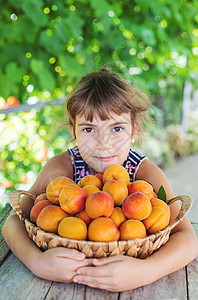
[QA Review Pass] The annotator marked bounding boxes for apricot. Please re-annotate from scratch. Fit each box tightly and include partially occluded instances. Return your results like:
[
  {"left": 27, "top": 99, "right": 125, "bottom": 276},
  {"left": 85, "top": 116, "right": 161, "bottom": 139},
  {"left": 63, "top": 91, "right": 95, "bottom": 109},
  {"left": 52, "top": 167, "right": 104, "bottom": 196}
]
[
  {"left": 109, "top": 207, "right": 127, "bottom": 228},
  {"left": 119, "top": 219, "right": 147, "bottom": 240},
  {"left": 59, "top": 184, "right": 86, "bottom": 214},
  {"left": 76, "top": 209, "right": 93, "bottom": 226},
  {"left": 36, "top": 205, "right": 68, "bottom": 233},
  {"left": 30, "top": 200, "right": 52, "bottom": 223},
  {"left": 34, "top": 193, "right": 49, "bottom": 204},
  {"left": 78, "top": 175, "right": 102, "bottom": 189},
  {"left": 46, "top": 176, "right": 76, "bottom": 204},
  {"left": 143, "top": 206, "right": 170, "bottom": 234},
  {"left": 82, "top": 185, "right": 100, "bottom": 198},
  {"left": 103, "top": 164, "right": 130, "bottom": 186},
  {"left": 85, "top": 191, "right": 114, "bottom": 219},
  {"left": 128, "top": 180, "right": 154, "bottom": 200},
  {"left": 152, "top": 192, "right": 158, "bottom": 199},
  {"left": 95, "top": 173, "right": 103, "bottom": 184},
  {"left": 151, "top": 198, "right": 170, "bottom": 219},
  {"left": 102, "top": 179, "right": 128, "bottom": 206},
  {"left": 88, "top": 217, "right": 120, "bottom": 242},
  {"left": 122, "top": 192, "right": 152, "bottom": 220},
  {"left": 58, "top": 217, "right": 87, "bottom": 240}
]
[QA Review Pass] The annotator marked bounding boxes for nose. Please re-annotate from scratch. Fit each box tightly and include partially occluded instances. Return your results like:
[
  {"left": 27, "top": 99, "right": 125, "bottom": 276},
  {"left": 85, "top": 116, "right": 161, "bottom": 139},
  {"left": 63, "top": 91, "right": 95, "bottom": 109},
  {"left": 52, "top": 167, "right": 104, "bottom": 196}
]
[{"left": 96, "top": 130, "right": 112, "bottom": 150}]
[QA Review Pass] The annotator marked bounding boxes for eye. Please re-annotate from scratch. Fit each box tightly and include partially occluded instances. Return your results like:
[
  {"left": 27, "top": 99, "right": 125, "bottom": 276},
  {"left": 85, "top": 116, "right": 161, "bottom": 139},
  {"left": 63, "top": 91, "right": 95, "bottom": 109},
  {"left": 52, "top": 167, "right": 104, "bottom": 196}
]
[
  {"left": 83, "top": 127, "right": 94, "bottom": 133},
  {"left": 112, "top": 126, "right": 123, "bottom": 132}
]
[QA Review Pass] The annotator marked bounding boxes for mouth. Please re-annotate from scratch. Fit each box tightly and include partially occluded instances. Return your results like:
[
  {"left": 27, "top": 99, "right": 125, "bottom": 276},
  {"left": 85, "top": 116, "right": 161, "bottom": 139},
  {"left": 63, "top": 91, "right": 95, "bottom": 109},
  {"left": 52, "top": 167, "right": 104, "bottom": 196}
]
[{"left": 94, "top": 156, "right": 116, "bottom": 162}]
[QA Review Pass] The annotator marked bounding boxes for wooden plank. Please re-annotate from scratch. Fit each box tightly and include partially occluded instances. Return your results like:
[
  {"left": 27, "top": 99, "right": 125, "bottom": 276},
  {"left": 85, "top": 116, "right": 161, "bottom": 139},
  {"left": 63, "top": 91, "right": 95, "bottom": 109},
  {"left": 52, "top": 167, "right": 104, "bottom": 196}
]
[
  {"left": 120, "top": 268, "right": 187, "bottom": 300},
  {"left": 187, "top": 257, "right": 198, "bottom": 300},
  {"left": 187, "top": 223, "right": 198, "bottom": 300},
  {"left": 0, "top": 205, "right": 12, "bottom": 265},
  {"left": 0, "top": 253, "right": 51, "bottom": 300},
  {"left": 0, "top": 204, "right": 12, "bottom": 223},
  {"left": 85, "top": 286, "right": 119, "bottom": 299},
  {"left": 46, "top": 282, "right": 119, "bottom": 299},
  {"left": 45, "top": 282, "right": 86, "bottom": 300},
  {"left": 192, "top": 223, "right": 198, "bottom": 239}
]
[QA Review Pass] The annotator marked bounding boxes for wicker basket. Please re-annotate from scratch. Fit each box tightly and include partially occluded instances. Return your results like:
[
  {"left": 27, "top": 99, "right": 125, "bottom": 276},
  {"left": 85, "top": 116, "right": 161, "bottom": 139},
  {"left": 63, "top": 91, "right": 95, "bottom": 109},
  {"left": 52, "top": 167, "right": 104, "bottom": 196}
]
[{"left": 9, "top": 190, "right": 192, "bottom": 259}]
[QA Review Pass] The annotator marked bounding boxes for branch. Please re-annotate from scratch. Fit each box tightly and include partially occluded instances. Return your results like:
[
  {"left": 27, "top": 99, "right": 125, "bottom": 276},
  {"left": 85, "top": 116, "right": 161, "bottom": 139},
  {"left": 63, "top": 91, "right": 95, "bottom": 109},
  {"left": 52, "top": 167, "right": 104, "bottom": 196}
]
[{"left": 0, "top": 97, "right": 67, "bottom": 115}]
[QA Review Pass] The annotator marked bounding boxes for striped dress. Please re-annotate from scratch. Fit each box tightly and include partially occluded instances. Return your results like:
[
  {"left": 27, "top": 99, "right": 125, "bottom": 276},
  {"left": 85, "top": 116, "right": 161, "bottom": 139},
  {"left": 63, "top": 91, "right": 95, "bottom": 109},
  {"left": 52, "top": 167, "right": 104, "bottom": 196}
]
[{"left": 68, "top": 146, "right": 147, "bottom": 184}]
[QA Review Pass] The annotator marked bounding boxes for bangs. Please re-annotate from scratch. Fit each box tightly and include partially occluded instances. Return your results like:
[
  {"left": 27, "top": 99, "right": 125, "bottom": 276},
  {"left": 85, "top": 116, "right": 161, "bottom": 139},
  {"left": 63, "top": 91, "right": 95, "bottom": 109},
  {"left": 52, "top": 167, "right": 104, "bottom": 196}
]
[
  {"left": 67, "top": 74, "right": 133, "bottom": 124},
  {"left": 74, "top": 92, "right": 132, "bottom": 122}
]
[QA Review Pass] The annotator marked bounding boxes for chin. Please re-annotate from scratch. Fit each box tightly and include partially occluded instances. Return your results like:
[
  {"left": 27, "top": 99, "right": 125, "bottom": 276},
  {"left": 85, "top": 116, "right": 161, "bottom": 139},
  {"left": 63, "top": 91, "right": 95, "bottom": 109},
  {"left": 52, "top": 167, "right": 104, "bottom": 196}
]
[{"left": 94, "top": 160, "right": 117, "bottom": 174}]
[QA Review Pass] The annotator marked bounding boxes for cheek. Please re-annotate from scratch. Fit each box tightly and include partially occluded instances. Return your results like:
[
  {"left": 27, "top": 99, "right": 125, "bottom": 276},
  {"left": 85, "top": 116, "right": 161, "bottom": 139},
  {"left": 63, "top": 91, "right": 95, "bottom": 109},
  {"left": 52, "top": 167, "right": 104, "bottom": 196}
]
[
  {"left": 112, "top": 131, "right": 131, "bottom": 146},
  {"left": 77, "top": 136, "right": 96, "bottom": 158},
  {"left": 76, "top": 130, "right": 90, "bottom": 144},
  {"left": 77, "top": 134, "right": 95, "bottom": 146}
]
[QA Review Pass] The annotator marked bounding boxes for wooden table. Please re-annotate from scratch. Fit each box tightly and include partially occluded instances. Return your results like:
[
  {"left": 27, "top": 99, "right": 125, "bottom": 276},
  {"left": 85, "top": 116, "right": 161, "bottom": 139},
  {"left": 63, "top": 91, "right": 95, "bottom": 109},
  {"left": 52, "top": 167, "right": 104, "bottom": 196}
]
[{"left": 0, "top": 205, "right": 198, "bottom": 300}]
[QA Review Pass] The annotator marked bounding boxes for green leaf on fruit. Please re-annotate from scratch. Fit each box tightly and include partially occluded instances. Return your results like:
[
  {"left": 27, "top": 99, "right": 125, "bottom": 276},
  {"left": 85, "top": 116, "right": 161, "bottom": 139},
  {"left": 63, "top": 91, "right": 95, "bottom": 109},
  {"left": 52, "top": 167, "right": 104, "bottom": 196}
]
[{"left": 157, "top": 185, "right": 167, "bottom": 202}]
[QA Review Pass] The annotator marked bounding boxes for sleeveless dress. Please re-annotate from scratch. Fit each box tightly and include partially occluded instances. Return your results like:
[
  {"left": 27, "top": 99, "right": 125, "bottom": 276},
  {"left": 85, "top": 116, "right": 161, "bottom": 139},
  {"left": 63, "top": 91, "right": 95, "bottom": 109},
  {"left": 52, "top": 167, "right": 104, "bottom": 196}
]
[{"left": 68, "top": 146, "right": 147, "bottom": 184}]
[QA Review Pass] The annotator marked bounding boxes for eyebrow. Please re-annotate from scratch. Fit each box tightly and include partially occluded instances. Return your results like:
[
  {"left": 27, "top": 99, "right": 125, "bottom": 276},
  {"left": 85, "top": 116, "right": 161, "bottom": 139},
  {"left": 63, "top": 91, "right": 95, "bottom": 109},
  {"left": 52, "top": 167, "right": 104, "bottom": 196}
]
[
  {"left": 78, "top": 122, "right": 96, "bottom": 127},
  {"left": 78, "top": 121, "right": 129, "bottom": 127}
]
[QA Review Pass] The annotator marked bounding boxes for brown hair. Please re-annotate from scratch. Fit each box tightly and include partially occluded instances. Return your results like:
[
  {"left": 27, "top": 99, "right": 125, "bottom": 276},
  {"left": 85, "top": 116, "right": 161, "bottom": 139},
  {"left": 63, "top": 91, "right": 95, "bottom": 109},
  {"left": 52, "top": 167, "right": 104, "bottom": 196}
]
[{"left": 65, "top": 68, "right": 151, "bottom": 143}]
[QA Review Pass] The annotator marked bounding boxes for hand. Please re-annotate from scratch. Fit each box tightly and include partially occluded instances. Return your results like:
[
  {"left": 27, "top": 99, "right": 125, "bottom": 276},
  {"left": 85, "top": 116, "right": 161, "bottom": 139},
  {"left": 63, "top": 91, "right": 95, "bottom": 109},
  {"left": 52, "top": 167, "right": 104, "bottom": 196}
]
[
  {"left": 73, "top": 255, "right": 151, "bottom": 292},
  {"left": 31, "top": 247, "right": 92, "bottom": 282}
]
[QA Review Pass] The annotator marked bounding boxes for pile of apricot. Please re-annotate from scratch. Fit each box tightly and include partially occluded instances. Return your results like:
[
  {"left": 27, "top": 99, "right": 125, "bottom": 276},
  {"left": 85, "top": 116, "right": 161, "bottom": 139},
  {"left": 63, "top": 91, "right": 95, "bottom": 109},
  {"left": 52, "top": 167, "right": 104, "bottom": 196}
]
[{"left": 30, "top": 164, "right": 170, "bottom": 242}]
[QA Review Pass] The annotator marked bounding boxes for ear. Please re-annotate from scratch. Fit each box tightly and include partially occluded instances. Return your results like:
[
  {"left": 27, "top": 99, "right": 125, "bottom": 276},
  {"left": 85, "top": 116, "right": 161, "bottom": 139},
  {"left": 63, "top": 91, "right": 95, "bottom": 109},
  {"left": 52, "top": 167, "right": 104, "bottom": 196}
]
[
  {"left": 131, "top": 120, "right": 139, "bottom": 139},
  {"left": 69, "top": 125, "right": 75, "bottom": 139}
]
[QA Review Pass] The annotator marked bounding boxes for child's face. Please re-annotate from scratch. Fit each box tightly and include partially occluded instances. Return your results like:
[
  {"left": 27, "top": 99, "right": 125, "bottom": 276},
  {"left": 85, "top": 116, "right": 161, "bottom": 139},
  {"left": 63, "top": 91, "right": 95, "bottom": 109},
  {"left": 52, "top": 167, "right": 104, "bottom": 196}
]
[{"left": 74, "top": 112, "right": 134, "bottom": 173}]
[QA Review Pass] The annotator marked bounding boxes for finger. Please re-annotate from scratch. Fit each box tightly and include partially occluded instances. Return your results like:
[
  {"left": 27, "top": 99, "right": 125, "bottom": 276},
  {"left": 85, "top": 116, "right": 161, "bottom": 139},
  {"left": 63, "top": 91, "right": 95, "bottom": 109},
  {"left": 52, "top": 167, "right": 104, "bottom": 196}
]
[
  {"left": 55, "top": 248, "right": 86, "bottom": 260},
  {"left": 92, "top": 255, "right": 123, "bottom": 266},
  {"left": 77, "top": 258, "right": 93, "bottom": 268},
  {"left": 76, "top": 264, "right": 114, "bottom": 277},
  {"left": 73, "top": 274, "right": 112, "bottom": 289}
]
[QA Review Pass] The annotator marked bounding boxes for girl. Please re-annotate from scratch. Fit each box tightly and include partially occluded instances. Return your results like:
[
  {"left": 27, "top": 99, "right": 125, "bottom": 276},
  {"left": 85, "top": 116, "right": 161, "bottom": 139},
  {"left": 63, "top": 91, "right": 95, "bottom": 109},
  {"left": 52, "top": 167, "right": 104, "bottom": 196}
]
[{"left": 2, "top": 68, "right": 198, "bottom": 292}]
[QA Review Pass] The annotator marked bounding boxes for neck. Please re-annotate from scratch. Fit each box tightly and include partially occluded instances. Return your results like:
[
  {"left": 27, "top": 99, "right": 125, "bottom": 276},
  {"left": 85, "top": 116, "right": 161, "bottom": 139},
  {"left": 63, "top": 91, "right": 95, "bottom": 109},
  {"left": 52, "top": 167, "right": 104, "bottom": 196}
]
[{"left": 88, "top": 166, "right": 98, "bottom": 175}]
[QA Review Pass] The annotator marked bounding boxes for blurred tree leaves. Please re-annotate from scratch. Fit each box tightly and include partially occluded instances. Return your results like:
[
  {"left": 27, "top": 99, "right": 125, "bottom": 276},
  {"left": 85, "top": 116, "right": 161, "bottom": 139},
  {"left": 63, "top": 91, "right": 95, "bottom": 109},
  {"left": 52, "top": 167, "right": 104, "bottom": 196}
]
[
  {"left": 6, "top": 62, "right": 25, "bottom": 84},
  {"left": 30, "top": 59, "right": 56, "bottom": 91},
  {"left": 21, "top": 0, "right": 47, "bottom": 26},
  {"left": 59, "top": 54, "right": 83, "bottom": 77},
  {"left": 0, "top": 0, "right": 197, "bottom": 117},
  {"left": 0, "top": 104, "right": 71, "bottom": 204}
]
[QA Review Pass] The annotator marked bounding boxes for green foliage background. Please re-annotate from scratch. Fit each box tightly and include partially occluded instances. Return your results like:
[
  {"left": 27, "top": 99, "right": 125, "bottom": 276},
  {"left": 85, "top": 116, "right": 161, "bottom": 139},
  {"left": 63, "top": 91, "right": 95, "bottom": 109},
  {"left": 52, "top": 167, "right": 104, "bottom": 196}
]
[
  {"left": 1, "top": 0, "right": 198, "bottom": 122},
  {"left": 0, "top": 0, "right": 198, "bottom": 208}
]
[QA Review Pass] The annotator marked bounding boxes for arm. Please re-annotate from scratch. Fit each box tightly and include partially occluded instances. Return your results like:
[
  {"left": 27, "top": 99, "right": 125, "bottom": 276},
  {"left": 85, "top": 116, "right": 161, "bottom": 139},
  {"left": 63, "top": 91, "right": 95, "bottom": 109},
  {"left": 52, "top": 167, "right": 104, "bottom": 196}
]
[
  {"left": 73, "top": 159, "right": 198, "bottom": 291},
  {"left": 2, "top": 151, "right": 92, "bottom": 282},
  {"left": 2, "top": 211, "right": 91, "bottom": 282},
  {"left": 20, "top": 151, "right": 74, "bottom": 217},
  {"left": 135, "top": 160, "right": 198, "bottom": 280}
]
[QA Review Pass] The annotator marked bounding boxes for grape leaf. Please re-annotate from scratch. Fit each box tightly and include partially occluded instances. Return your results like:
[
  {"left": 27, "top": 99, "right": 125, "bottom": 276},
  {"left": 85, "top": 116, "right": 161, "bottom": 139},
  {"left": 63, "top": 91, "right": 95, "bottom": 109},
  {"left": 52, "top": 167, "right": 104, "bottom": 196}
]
[{"left": 157, "top": 185, "right": 167, "bottom": 203}]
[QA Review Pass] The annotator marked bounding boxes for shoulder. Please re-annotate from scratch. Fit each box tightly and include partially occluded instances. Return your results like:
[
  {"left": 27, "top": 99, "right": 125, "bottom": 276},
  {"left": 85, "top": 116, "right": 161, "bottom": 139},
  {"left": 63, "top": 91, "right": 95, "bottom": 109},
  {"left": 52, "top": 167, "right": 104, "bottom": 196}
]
[
  {"left": 29, "top": 151, "right": 73, "bottom": 195},
  {"left": 45, "top": 151, "right": 72, "bottom": 171},
  {"left": 40, "top": 151, "right": 73, "bottom": 177},
  {"left": 136, "top": 159, "right": 162, "bottom": 178}
]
